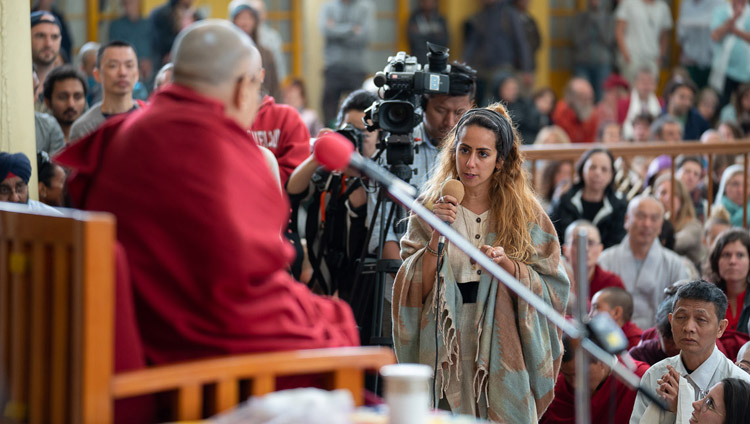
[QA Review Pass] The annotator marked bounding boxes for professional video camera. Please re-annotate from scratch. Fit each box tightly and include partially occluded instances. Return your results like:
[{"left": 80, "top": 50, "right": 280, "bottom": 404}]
[{"left": 364, "top": 42, "right": 452, "bottom": 181}]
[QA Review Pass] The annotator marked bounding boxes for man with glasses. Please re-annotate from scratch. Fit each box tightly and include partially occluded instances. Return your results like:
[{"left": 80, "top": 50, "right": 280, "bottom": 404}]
[
  {"left": 630, "top": 280, "right": 750, "bottom": 423},
  {"left": 736, "top": 341, "right": 750, "bottom": 374},
  {"left": 0, "top": 152, "right": 59, "bottom": 213}
]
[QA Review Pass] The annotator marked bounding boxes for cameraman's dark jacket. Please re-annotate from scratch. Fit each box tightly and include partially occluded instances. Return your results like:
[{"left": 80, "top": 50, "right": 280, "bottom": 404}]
[
  {"left": 289, "top": 167, "right": 368, "bottom": 297},
  {"left": 549, "top": 184, "right": 628, "bottom": 249}
]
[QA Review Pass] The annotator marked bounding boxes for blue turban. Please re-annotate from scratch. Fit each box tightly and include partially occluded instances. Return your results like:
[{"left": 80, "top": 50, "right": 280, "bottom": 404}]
[{"left": 0, "top": 152, "right": 32, "bottom": 184}]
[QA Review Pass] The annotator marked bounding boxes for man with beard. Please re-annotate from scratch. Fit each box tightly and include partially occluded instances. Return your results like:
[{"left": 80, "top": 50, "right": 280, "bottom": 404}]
[
  {"left": 553, "top": 77, "right": 600, "bottom": 142},
  {"left": 33, "top": 68, "right": 65, "bottom": 155},
  {"left": 31, "top": 11, "right": 61, "bottom": 86},
  {"left": 663, "top": 77, "right": 710, "bottom": 141},
  {"left": 69, "top": 41, "right": 141, "bottom": 141},
  {"left": 43, "top": 65, "right": 87, "bottom": 143}
]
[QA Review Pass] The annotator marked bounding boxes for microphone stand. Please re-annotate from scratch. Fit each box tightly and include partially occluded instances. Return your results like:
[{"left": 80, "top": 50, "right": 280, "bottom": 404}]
[{"left": 361, "top": 162, "right": 668, "bottom": 416}]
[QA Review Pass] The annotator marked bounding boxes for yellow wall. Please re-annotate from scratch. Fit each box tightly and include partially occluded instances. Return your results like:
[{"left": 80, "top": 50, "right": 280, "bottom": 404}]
[
  {"left": 1, "top": 0, "right": 39, "bottom": 199},
  {"left": 142, "top": 0, "right": 232, "bottom": 18}
]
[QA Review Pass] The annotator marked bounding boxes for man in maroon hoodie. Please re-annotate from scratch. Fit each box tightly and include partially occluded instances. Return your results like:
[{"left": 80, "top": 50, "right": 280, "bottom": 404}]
[
  {"left": 56, "top": 20, "right": 358, "bottom": 368},
  {"left": 250, "top": 88, "right": 311, "bottom": 186}
]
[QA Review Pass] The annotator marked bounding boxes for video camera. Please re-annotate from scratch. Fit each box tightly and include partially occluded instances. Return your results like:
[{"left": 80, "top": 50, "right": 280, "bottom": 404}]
[{"left": 364, "top": 43, "right": 454, "bottom": 182}]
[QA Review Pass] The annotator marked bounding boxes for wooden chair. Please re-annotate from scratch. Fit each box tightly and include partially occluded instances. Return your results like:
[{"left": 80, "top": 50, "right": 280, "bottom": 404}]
[{"left": 0, "top": 204, "right": 395, "bottom": 424}]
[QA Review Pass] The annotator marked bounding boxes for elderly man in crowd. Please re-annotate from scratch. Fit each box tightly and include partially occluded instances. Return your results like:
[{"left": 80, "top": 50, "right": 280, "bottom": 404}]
[
  {"left": 55, "top": 20, "right": 358, "bottom": 369},
  {"left": 553, "top": 77, "right": 600, "bottom": 142},
  {"left": 69, "top": 41, "right": 141, "bottom": 141},
  {"left": 737, "top": 341, "right": 750, "bottom": 373},
  {"left": 599, "top": 195, "right": 691, "bottom": 329},
  {"left": 630, "top": 280, "right": 750, "bottom": 423},
  {"left": 562, "top": 220, "right": 625, "bottom": 300}
]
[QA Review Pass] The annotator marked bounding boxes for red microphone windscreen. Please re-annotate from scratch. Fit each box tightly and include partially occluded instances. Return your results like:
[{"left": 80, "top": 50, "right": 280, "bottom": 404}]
[
  {"left": 313, "top": 132, "right": 355, "bottom": 172},
  {"left": 441, "top": 179, "right": 465, "bottom": 204}
]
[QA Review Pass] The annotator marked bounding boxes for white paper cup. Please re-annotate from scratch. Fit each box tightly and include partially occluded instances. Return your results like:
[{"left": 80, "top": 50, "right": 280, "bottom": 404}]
[{"left": 380, "top": 364, "right": 432, "bottom": 424}]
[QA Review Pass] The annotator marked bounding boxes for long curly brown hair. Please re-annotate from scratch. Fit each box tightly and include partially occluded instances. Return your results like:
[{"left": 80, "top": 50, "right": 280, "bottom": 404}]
[{"left": 421, "top": 103, "right": 539, "bottom": 263}]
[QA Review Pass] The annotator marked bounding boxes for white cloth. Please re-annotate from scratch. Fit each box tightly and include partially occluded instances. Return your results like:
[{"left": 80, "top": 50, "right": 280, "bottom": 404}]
[
  {"left": 623, "top": 91, "right": 663, "bottom": 140},
  {"left": 598, "top": 236, "right": 690, "bottom": 329},
  {"left": 631, "top": 346, "right": 750, "bottom": 424}
]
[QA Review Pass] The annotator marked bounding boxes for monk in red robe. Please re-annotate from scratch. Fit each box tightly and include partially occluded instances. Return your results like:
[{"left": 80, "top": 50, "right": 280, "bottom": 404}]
[
  {"left": 590, "top": 287, "right": 643, "bottom": 349},
  {"left": 540, "top": 335, "right": 650, "bottom": 424},
  {"left": 55, "top": 20, "right": 358, "bottom": 367}
]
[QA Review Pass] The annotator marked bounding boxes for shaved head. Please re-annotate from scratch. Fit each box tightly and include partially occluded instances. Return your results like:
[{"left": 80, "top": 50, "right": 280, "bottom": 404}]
[
  {"left": 596, "top": 287, "right": 634, "bottom": 322},
  {"left": 172, "top": 19, "right": 261, "bottom": 88}
]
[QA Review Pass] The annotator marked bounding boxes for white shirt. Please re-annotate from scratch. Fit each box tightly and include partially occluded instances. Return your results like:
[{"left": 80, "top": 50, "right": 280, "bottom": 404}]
[
  {"left": 615, "top": 0, "right": 673, "bottom": 62},
  {"left": 630, "top": 346, "right": 750, "bottom": 423}
]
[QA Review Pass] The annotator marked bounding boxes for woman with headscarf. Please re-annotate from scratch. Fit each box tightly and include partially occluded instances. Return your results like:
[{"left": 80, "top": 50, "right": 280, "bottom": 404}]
[
  {"left": 715, "top": 164, "right": 750, "bottom": 228},
  {"left": 393, "top": 103, "right": 569, "bottom": 422}
]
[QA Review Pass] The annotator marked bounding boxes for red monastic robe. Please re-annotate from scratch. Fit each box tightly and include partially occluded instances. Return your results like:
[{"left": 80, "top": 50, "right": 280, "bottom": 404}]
[{"left": 56, "top": 84, "right": 359, "bottom": 367}]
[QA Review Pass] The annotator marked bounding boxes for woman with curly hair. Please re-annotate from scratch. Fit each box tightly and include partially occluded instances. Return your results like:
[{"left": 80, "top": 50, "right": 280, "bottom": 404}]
[
  {"left": 708, "top": 228, "right": 750, "bottom": 334},
  {"left": 392, "top": 103, "right": 570, "bottom": 422}
]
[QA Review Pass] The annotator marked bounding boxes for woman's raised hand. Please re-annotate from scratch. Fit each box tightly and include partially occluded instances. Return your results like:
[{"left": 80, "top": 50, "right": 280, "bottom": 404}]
[{"left": 480, "top": 245, "right": 506, "bottom": 265}]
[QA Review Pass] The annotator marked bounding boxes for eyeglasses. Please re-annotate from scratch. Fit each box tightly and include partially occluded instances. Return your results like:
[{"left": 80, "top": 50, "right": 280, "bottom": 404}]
[
  {"left": 0, "top": 182, "right": 28, "bottom": 196},
  {"left": 697, "top": 395, "right": 724, "bottom": 416}
]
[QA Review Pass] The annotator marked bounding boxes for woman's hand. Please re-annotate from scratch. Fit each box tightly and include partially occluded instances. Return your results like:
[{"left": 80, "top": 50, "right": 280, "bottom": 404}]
[
  {"left": 433, "top": 195, "right": 458, "bottom": 225},
  {"left": 481, "top": 245, "right": 507, "bottom": 265}
]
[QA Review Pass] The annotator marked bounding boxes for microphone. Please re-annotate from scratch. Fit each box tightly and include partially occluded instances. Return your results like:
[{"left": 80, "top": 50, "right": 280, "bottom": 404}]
[
  {"left": 313, "top": 132, "right": 417, "bottom": 198},
  {"left": 437, "top": 179, "right": 465, "bottom": 253}
]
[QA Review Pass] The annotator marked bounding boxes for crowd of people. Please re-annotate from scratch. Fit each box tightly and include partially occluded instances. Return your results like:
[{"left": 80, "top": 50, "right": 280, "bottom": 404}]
[{"left": 3, "top": 0, "right": 750, "bottom": 423}]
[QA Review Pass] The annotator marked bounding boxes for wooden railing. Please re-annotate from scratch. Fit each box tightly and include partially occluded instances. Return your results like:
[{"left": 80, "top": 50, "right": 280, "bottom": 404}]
[{"left": 521, "top": 139, "right": 750, "bottom": 225}]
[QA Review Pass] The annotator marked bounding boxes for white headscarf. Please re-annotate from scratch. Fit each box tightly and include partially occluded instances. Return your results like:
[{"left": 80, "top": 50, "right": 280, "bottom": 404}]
[{"left": 714, "top": 164, "right": 745, "bottom": 207}]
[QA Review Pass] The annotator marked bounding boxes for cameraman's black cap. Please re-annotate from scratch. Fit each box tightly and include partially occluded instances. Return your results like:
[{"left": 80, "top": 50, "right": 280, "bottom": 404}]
[{"left": 448, "top": 61, "right": 477, "bottom": 98}]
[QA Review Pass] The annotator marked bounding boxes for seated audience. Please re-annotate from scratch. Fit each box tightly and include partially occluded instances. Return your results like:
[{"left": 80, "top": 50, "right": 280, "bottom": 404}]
[
  {"left": 0, "top": 152, "right": 59, "bottom": 213},
  {"left": 718, "top": 120, "right": 745, "bottom": 141},
  {"left": 599, "top": 195, "right": 691, "bottom": 329},
  {"left": 534, "top": 125, "right": 571, "bottom": 145},
  {"left": 650, "top": 114, "right": 684, "bottom": 143},
  {"left": 715, "top": 165, "right": 750, "bottom": 228},
  {"left": 42, "top": 64, "right": 87, "bottom": 144},
  {"left": 630, "top": 294, "right": 681, "bottom": 366},
  {"left": 708, "top": 229, "right": 750, "bottom": 334},
  {"left": 540, "top": 334, "right": 649, "bottom": 424},
  {"left": 675, "top": 155, "right": 707, "bottom": 222},
  {"left": 704, "top": 208, "right": 732, "bottom": 251},
  {"left": 719, "top": 84, "right": 750, "bottom": 136},
  {"left": 654, "top": 174, "right": 703, "bottom": 267},
  {"left": 590, "top": 287, "right": 642, "bottom": 349},
  {"left": 552, "top": 77, "right": 600, "bottom": 142},
  {"left": 697, "top": 87, "right": 720, "bottom": 126},
  {"left": 737, "top": 342, "right": 750, "bottom": 373},
  {"left": 630, "top": 112, "right": 654, "bottom": 142},
  {"left": 532, "top": 87, "right": 556, "bottom": 129},
  {"left": 630, "top": 280, "right": 750, "bottom": 423},
  {"left": 36, "top": 151, "right": 65, "bottom": 207},
  {"left": 538, "top": 160, "right": 573, "bottom": 212},
  {"left": 562, "top": 220, "right": 625, "bottom": 299},
  {"left": 229, "top": 0, "right": 281, "bottom": 100},
  {"left": 494, "top": 73, "right": 539, "bottom": 144},
  {"left": 283, "top": 79, "right": 324, "bottom": 137},
  {"left": 550, "top": 148, "right": 627, "bottom": 248},
  {"left": 55, "top": 21, "right": 359, "bottom": 368},
  {"left": 618, "top": 68, "right": 662, "bottom": 140},
  {"left": 69, "top": 41, "right": 142, "bottom": 141},
  {"left": 663, "top": 77, "right": 710, "bottom": 141},
  {"left": 597, "top": 75, "right": 630, "bottom": 123},
  {"left": 599, "top": 121, "right": 622, "bottom": 144},
  {"left": 689, "top": 378, "right": 750, "bottom": 424}
]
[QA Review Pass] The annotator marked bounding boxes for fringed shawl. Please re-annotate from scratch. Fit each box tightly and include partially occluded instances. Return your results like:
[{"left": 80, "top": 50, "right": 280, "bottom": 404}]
[{"left": 392, "top": 205, "right": 569, "bottom": 422}]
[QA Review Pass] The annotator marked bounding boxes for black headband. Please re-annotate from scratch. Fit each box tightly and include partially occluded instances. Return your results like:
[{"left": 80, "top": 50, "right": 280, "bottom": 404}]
[{"left": 454, "top": 108, "right": 515, "bottom": 160}]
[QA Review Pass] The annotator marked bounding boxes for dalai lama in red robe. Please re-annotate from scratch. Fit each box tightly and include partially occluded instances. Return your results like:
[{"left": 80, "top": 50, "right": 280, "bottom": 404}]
[{"left": 55, "top": 20, "right": 359, "bottom": 368}]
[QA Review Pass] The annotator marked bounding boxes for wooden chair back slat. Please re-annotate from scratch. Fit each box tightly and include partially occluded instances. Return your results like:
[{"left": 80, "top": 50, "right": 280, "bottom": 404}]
[
  {"left": 214, "top": 378, "right": 239, "bottom": 413},
  {"left": 29, "top": 243, "right": 49, "bottom": 424},
  {"left": 9, "top": 240, "right": 29, "bottom": 424},
  {"left": 50, "top": 244, "right": 71, "bottom": 424},
  {"left": 250, "top": 374, "right": 275, "bottom": 398},
  {"left": 176, "top": 384, "right": 202, "bottom": 421}
]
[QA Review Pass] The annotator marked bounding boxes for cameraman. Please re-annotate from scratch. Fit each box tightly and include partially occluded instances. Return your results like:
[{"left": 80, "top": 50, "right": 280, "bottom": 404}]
[
  {"left": 287, "top": 89, "right": 380, "bottom": 297},
  {"left": 368, "top": 61, "right": 477, "bottom": 261}
]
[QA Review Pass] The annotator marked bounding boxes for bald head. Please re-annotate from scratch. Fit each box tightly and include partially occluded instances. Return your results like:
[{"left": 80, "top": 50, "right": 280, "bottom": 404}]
[
  {"left": 595, "top": 287, "right": 634, "bottom": 322},
  {"left": 172, "top": 19, "right": 261, "bottom": 89}
]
